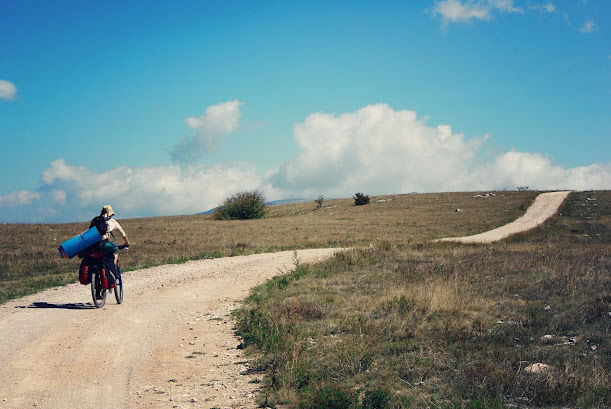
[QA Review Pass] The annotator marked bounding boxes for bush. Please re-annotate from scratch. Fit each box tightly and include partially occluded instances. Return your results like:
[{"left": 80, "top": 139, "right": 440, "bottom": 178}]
[
  {"left": 214, "top": 190, "right": 267, "bottom": 220},
  {"left": 362, "top": 388, "right": 392, "bottom": 409},
  {"left": 353, "top": 192, "right": 370, "bottom": 206},
  {"left": 314, "top": 195, "right": 324, "bottom": 209},
  {"left": 300, "top": 386, "right": 356, "bottom": 409}
]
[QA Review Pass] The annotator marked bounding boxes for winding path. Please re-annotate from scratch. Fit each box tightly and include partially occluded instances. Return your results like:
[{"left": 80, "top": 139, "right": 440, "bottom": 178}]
[{"left": 438, "top": 191, "right": 571, "bottom": 243}]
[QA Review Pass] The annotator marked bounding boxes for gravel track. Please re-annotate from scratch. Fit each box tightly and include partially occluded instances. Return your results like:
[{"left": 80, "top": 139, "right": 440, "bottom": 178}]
[
  {"left": 0, "top": 248, "right": 344, "bottom": 409},
  {"left": 438, "top": 191, "right": 571, "bottom": 243}
]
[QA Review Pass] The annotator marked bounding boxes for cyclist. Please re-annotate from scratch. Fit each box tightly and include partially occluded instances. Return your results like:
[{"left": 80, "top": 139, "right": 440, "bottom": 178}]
[{"left": 99, "top": 205, "right": 130, "bottom": 265}]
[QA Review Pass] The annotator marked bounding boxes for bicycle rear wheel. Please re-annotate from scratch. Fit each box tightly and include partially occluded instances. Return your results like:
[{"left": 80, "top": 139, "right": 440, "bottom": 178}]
[
  {"left": 91, "top": 271, "right": 106, "bottom": 308},
  {"left": 114, "top": 266, "right": 123, "bottom": 304}
]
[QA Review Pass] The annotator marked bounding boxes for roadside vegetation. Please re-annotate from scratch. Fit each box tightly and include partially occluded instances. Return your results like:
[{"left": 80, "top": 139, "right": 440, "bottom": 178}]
[
  {"left": 214, "top": 190, "right": 268, "bottom": 220},
  {"left": 234, "top": 191, "right": 610, "bottom": 408}
]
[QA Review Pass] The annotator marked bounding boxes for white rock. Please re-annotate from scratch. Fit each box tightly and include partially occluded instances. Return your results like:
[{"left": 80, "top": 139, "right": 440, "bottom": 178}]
[
  {"left": 525, "top": 363, "right": 552, "bottom": 374},
  {"left": 540, "top": 335, "right": 554, "bottom": 344}
]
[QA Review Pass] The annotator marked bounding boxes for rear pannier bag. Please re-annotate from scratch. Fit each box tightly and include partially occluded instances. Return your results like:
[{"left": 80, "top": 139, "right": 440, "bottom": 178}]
[
  {"left": 100, "top": 269, "right": 115, "bottom": 289},
  {"left": 79, "top": 265, "right": 90, "bottom": 285}
]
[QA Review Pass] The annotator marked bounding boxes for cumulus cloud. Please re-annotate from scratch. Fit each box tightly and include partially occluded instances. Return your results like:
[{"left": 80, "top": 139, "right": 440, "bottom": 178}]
[
  {"left": 433, "top": 0, "right": 523, "bottom": 25},
  {"left": 263, "top": 104, "right": 611, "bottom": 199},
  {"left": 0, "top": 80, "right": 17, "bottom": 100},
  {"left": 432, "top": 0, "right": 556, "bottom": 26},
  {"left": 171, "top": 100, "right": 245, "bottom": 163},
  {"left": 433, "top": 0, "right": 492, "bottom": 25},
  {"left": 2, "top": 103, "right": 610, "bottom": 223},
  {"left": 0, "top": 190, "right": 41, "bottom": 207},
  {"left": 0, "top": 159, "right": 261, "bottom": 223},
  {"left": 264, "top": 104, "right": 485, "bottom": 198}
]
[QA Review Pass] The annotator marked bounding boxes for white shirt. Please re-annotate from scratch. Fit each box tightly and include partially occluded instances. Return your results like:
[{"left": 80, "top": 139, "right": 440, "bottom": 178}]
[{"left": 103, "top": 218, "right": 126, "bottom": 240}]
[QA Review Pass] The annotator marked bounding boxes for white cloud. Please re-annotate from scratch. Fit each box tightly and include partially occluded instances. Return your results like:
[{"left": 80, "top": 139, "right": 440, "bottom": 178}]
[
  {"left": 433, "top": 0, "right": 525, "bottom": 25},
  {"left": 488, "top": 0, "right": 523, "bottom": 14},
  {"left": 0, "top": 80, "right": 17, "bottom": 100},
  {"left": 1, "top": 159, "right": 261, "bottom": 223},
  {"left": 263, "top": 104, "right": 611, "bottom": 199},
  {"left": 51, "top": 189, "right": 67, "bottom": 204},
  {"left": 2, "top": 103, "right": 610, "bottom": 223},
  {"left": 264, "top": 103, "right": 487, "bottom": 198},
  {"left": 171, "top": 100, "right": 245, "bottom": 163},
  {"left": 580, "top": 20, "right": 596, "bottom": 33},
  {"left": 433, "top": 0, "right": 492, "bottom": 25},
  {"left": 0, "top": 190, "right": 41, "bottom": 207},
  {"left": 530, "top": 2, "right": 556, "bottom": 13}
]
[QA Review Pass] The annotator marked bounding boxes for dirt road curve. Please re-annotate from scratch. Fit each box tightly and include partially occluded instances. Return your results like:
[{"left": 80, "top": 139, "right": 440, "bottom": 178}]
[
  {"left": 0, "top": 192, "right": 570, "bottom": 409},
  {"left": 438, "top": 191, "right": 571, "bottom": 243},
  {"left": 0, "top": 248, "right": 344, "bottom": 409}
]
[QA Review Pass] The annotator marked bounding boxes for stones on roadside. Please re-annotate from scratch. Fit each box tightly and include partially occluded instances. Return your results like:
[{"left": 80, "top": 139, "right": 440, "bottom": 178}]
[
  {"left": 564, "top": 337, "right": 577, "bottom": 346},
  {"left": 586, "top": 339, "right": 598, "bottom": 351},
  {"left": 525, "top": 363, "right": 552, "bottom": 374},
  {"left": 540, "top": 335, "right": 554, "bottom": 344}
]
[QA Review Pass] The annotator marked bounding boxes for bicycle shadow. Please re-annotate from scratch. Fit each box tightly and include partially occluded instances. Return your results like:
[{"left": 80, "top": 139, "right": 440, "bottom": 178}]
[{"left": 16, "top": 302, "right": 95, "bottom": 310}]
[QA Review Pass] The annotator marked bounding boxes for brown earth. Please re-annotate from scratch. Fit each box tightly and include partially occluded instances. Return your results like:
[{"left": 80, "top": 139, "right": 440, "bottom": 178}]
[
  {"left": 0, "top": 192, "right": 570, "bottom": 409},
  {"left": 0, "top": 249, "right": 344, "bottom": 409}
]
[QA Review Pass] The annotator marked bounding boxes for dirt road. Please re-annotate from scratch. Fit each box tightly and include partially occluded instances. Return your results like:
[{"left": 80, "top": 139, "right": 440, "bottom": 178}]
[
  {"left": 0, "top": 248, "right": 344, "bottom": 409},
  {"left": 0, "top": 191, "right": 571, "bottom": 408},
  {"left": 438, "top": 191, "right": 571, "bottom": 243}
]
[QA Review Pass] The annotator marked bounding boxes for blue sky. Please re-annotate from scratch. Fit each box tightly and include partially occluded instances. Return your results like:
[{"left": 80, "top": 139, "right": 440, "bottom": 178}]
[{"left": 1, "top": 0, "right": 609, "bottom": 223}]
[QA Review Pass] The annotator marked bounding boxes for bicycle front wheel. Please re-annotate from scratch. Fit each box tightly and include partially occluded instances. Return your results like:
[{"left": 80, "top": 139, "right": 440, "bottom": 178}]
[{"left": 91, "top": 271, "right": 106, "bottom": 308}]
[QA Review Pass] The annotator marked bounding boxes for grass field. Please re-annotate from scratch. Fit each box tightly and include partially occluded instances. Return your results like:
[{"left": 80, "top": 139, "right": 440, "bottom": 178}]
[
  {"left": 233, "top": 190, "right": 610, "bottom": 408},
  {"left": 0, "top": 190, "right": 537, "bottom": 304},
  {"left": 1, "top": 189, "right": 608, "bottom": 408}
]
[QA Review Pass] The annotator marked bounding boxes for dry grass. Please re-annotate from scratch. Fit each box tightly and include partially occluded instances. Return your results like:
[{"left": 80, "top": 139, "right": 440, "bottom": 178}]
[
  {"left": 2, "top": 189, "right": 608, "bottom": 407},
  {"left": 0, "top": 191, "right": 536, "bottom": 303},
  {"left": 235, "top": 190, "right": 610, "bottom": 408}
]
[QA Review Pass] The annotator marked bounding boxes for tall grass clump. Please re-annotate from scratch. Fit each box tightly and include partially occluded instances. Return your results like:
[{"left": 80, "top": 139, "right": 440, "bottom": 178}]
[
  {"left": 214, "top": 190, "right": 267, "bottom": 220},
  {"left": 234, "top": 191, "right": 610, "bottom": 408}
]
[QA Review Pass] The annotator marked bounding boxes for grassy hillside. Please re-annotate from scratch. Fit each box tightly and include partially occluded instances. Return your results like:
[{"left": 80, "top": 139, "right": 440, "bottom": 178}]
[
  {"left": 0, "top": 191, "right": 537, "bottom": 304},
  {"left": 234, "top": 190, "right": 610, "bottom": 408},
  {"left": 1, "top": 190, "right": 608, "bottom": 407}
]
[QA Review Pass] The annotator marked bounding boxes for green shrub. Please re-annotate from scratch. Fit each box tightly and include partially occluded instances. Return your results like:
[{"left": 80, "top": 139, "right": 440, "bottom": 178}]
[
  {"left": 214, "top": 190, "right": 267, "bottom": 220},
  {"left": 353, "top": 192, "right": 370, "bottom": 206},
  {"left": 362, "top": 388, "right": 392, "bottom": 409},
  {"left": 300, "top": 385, "right": 357, "bottom": 409}
]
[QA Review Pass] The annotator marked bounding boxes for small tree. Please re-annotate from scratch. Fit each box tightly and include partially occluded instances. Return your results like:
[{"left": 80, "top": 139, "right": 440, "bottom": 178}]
[
  {"left": 314, "top": 195, "right": 324, "bottom": 209},
  {"left": 353, "top": 192, "right": 370, "bottom": 206},
  {"left": 214, "top": 190, "right": 267, "bottom": 220}
]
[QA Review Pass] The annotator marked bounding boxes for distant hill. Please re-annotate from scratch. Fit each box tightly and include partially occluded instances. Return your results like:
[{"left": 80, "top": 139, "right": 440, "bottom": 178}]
[
  {"left": 198, "top": 198, "right": 308, "bottom": 215},
  {"left": 266, "top": 198, "right": 309, "bottom": 206}
]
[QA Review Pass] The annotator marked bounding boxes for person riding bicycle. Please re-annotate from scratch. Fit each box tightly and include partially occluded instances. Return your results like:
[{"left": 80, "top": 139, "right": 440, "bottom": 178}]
[{"left": 99, "top": 205, "right": 130, "bottom": 265}]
